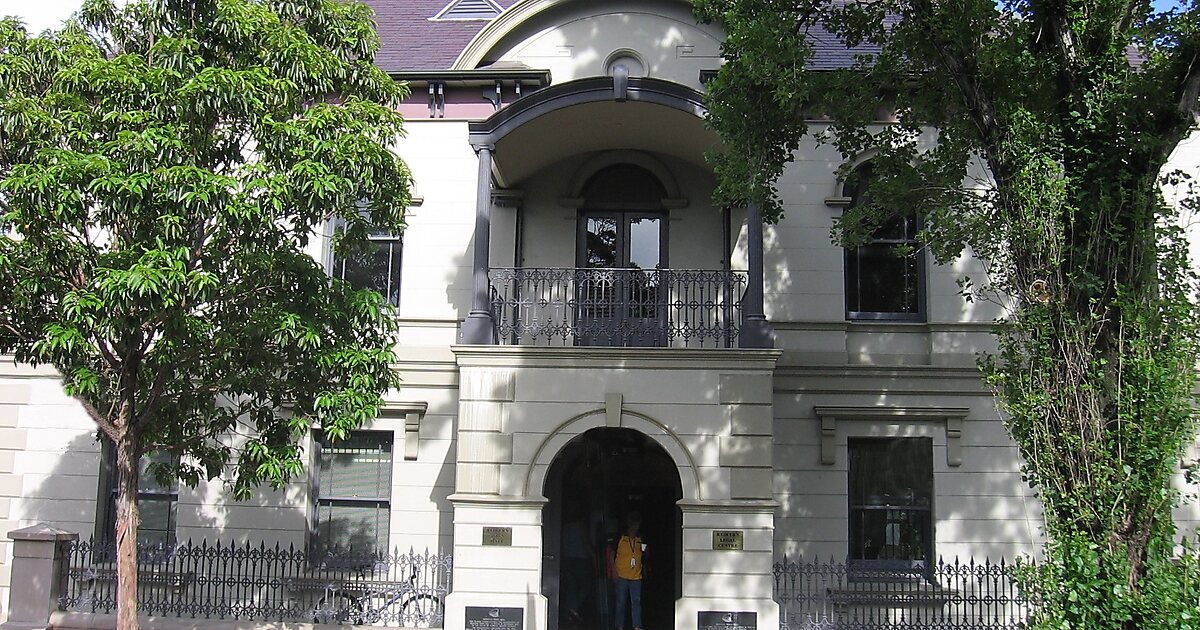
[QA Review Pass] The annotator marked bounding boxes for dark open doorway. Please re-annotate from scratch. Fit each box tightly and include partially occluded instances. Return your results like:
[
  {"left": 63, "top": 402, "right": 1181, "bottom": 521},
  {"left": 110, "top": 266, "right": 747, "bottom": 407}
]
[{"left": 543, "top": 427, "right": 683, "bottom": 630}]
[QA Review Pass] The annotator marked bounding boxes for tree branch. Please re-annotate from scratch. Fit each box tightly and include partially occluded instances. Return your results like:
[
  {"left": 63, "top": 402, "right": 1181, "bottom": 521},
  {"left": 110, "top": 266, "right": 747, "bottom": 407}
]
[
  {"left": 76, "top": 394, "right": 119, "bottom": 441},
  {"left": 1177, "top": 50, "right": 1200, "bottom": 126},
  {"left": 132, "top": 364, "right": 171, "bottom": 431},
  {"left": 906, "top": 1, "right": 1010, "bottom": 185},
  {"left": 1113, "top": 0, "right": 1140, "bottom": 42},
  {"left": 1029, "top": 0, "right": 1080, "bottom": 100}
]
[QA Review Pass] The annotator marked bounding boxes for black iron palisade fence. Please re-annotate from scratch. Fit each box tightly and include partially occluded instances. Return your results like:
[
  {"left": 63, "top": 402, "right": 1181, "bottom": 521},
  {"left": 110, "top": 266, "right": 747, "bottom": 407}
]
[
  {"left": 488, "top": 267, "right": 748, "bottom": 347},
  {"left": 773, "top": 556, "right": 1032, "bottom": 630},
  {"left": 59, "top": 538, "right": 452, "bottom": 627}
]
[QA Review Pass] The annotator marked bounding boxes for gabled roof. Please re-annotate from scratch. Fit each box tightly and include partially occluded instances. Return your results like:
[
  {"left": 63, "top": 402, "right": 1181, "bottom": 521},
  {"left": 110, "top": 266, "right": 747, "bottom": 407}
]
[
  {"left": 364, "top": 0, "right": 518, "bottom": 72},
  {"left": 365, "top": 0, "right": 869, "bottom": 74},
  {"left": 432, "top": 0, "right": 503, "bottom": 21}
]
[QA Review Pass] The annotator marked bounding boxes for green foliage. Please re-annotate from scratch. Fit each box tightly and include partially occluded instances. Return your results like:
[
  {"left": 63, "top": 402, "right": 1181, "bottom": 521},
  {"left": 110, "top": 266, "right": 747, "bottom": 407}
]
[
  {"left": 0, "top": 0, "right": 411, "bottom": 497},
  {"left": 1019, "top": 533, "right": 1200, "bottom": 629},
  {"left": 697, "top": 0, "right": 1200, "bottom": 626}
]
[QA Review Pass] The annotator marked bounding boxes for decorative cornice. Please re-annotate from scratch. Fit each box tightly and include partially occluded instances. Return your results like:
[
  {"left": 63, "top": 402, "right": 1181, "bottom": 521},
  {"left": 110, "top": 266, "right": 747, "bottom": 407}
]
[
  {"left": 447, "top": 493, "right": 549, "bottom": 507},
  {"left": 813, "top": 405, "right": 970, "bottom": 467},
  {"left": 451, "top": 345, "right": 782, "bottom": 370},
  {"left": 389, "top": 69, "right": 552, "bottom": 87},
  {"left": 676, "top": 499, "right": 779, "bottom": 513},
  {"left": 812, "top": 405, "right": 970, "bottom": 420}
]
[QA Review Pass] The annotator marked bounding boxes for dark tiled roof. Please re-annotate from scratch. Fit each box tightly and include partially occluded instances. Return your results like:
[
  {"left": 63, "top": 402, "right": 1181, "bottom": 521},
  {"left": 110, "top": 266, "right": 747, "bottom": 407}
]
[
  {"left": 365, "top": 0, "right": 871, "bottom": 73},
  {"left": 806, "top": 24, "right": 877, "bottom": 70},
  {"left": 365, "top": 0, "right": 518, "bottom": 72}
]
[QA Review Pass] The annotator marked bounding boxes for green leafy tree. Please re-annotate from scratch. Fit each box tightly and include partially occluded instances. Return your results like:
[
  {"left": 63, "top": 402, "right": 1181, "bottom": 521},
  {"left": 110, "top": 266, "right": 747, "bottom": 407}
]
[
  {"left": 0, "top": 0, "right": 410, "bottom": 626},
  {"left": 694, "top": 0, "right": 1200, "bottom": 627}
]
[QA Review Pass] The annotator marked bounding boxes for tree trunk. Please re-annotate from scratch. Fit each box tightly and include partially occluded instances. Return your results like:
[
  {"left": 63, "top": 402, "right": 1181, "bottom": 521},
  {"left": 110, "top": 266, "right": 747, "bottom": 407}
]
[{"left": 115, "top": 434, "right": 140, "bottom": 630}]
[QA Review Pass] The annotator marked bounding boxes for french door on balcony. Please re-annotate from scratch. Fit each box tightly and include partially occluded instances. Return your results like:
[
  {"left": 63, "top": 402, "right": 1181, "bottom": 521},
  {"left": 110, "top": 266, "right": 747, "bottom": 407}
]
[{"left": 576, "top": 211, "right": 668, "bottom": 346}]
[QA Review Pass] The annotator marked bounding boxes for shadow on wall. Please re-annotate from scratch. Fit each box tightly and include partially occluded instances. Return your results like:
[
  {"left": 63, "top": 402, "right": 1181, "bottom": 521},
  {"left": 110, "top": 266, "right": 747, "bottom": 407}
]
[
  {"left": 15, "top": 430, "right": 313, "bottom": 549},
  {"left": 771, "top": 385, "right": 1045, "bottom": 563}
]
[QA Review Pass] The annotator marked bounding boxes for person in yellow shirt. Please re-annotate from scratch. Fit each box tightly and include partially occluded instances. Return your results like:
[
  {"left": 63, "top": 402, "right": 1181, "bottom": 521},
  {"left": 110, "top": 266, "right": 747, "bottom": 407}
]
[{"left": 609, "top": 512, "right": 645, "bottom": 630}]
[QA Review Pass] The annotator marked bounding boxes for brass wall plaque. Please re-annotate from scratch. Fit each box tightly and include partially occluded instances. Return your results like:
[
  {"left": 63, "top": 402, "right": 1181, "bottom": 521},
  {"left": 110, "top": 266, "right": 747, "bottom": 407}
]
[
  {"left": 482, "top": 526, "right": 513, "bottom": 546},
  {"left": 712, "top": 530, "right": 744, "bottom": 551}
]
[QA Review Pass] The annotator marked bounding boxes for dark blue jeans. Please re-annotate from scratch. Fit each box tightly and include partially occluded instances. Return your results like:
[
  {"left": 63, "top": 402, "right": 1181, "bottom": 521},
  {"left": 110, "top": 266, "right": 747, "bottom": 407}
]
[{"left": 614, "top": 577, "right": 642, "bottom": 629}]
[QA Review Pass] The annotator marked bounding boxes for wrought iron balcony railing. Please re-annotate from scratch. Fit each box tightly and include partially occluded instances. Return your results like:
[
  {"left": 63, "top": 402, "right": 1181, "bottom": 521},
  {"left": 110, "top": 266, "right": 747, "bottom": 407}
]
[{"left": 488, "top": 267, "right": 748, "bottom": 348}]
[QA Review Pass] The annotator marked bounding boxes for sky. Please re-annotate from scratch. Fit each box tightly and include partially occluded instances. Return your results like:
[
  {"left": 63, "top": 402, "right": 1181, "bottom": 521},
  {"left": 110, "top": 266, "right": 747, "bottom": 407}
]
[
  {"left": 0, "top": 0, "right": 86, "bottom": 33},
  {"left": 0, "top": 0, "right": 1192, "bottom": 35}
]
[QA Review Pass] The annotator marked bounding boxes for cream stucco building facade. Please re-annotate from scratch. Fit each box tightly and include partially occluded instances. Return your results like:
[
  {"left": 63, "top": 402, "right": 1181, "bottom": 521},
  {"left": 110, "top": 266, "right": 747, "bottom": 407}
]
[{"left": 2, "top": 1, "right": 1200, "bottom": 629}]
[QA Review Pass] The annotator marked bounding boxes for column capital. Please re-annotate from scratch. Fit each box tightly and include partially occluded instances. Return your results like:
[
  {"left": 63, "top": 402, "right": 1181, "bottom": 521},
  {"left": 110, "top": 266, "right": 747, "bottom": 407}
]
[{"left": 471, "top": 142, "right": 496, "bottom": 154}]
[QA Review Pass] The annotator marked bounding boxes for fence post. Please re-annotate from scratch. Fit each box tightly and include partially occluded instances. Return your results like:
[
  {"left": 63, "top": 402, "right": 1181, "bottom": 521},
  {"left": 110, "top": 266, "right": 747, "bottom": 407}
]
[{"left": 5, "top": 524, "right": 77, "bottom": 628}]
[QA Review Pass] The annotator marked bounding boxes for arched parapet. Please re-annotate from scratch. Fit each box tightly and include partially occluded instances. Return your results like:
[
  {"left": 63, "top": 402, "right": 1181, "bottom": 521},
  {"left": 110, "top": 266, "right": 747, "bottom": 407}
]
[
  {"left": 522, "top": 408, "right": 702, "bottom": 502},
  {"left": 469, "top": 75, "right": 716, "bottom": 186},
  {"left": 453, "top": 0, "right": 724, "bottom": 90},
  {"left": 469, "top": 75, "right": 708, "bottom": 146}
]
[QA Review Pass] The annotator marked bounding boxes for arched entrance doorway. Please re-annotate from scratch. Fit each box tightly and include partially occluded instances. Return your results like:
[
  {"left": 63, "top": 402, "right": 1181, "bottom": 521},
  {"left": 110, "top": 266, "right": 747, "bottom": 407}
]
[{"left": 543, "top": 427, "right": 683, "bottom": 630}]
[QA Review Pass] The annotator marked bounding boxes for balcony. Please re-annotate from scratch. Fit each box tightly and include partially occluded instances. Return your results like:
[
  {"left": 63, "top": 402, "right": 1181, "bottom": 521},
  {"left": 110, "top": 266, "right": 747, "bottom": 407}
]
[{"left": 487, "top": 267, "right": 748, "bottom": 348}]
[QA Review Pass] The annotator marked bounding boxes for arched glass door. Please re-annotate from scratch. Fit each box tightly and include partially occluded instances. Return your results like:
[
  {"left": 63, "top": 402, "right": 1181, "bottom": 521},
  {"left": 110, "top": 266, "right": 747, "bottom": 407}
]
[{"left": 576, "top": 165, "right": 668, "bottom": 346}]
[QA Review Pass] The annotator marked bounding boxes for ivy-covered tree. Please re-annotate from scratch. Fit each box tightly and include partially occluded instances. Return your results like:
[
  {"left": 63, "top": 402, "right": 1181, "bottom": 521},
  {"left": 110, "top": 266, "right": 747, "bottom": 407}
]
[
  {"left": 694, "top": 0, "right": 1200, "bottom": 627},
  {"left": 0, "top": 0, "right": 410, "bottom": 626}
]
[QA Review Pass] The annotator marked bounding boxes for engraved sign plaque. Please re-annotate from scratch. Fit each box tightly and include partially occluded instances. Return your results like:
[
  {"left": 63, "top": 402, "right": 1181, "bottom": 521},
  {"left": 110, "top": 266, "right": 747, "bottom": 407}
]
[
  {"left": 698, "top": 611, "right": 757, "bottom": 630},
  {"left": 466, "top": 606, "right": 522, "bottom": 630},
  {"left": 712, "top": 530, "right": 744, "bottom": 551},
  {"left": 482, "top": 527, "right": 513, "bottom": 546}
]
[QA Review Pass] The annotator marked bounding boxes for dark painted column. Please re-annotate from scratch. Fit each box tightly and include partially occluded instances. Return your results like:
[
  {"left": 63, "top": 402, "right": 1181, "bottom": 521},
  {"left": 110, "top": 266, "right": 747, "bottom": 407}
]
[
  {"left": 739, "top": 202, "right": 774, "bottom": 348},
  {"left": 461, "top": 143, "right": 497, "bottom": 344}
]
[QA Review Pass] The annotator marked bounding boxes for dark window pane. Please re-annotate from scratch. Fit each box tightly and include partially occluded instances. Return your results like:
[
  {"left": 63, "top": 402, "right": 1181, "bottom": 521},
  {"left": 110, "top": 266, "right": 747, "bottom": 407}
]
[
  {"left": 585, "top": 217, "right": 620, "bottom": 268},
  {"left": 581, "top": 164, "right": 665, "bottom": 204},
  {"left": 849, "top": 438, "right": 933, "bottom": 563},
  {"left": 849, "top": 506, "right": 932, "bottom": 562},
  {"left": 873, "top": 214, "right": 917, "bottom": 241},
  {"left": 137, "top": 497, "right": 176, "bottom": 547},
  {"left": 849, "top": 244, "right": 920, "bottom": 314},
  {"left": 336, "top": 235, "right": 402, "bottom": 307}
]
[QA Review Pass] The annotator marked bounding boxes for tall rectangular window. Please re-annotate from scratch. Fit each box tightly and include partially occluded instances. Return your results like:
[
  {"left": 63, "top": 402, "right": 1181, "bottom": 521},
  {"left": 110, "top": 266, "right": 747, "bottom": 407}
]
[
  {"left": 848, "top": 438, "right": 933, "bottom": 570},
  {"left": 842, "top": 164, "right": 925, "bottom": 321},
  {"left": 333, "top": 228, "right": 403, "bottom": 307},
  {"left": 96, "top": 442, "right": 178, "bottom": 549},
  {"left": 845, "top": 213, "right": 923, "bottom": 320},
  {"left": 311, "top": 431, "right": 393, "bottom": 556}
]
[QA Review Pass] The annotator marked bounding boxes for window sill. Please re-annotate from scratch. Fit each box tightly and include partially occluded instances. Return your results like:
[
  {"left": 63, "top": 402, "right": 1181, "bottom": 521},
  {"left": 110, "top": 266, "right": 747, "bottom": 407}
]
[{"left": 846, "top": 313, "right": 927, "bottom": 323}]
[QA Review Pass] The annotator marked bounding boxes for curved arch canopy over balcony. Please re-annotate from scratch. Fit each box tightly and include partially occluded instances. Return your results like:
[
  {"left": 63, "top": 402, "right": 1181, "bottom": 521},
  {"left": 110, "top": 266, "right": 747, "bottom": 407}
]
[{"left": 462, "top": 76, "right": 772, "bottom": 348}]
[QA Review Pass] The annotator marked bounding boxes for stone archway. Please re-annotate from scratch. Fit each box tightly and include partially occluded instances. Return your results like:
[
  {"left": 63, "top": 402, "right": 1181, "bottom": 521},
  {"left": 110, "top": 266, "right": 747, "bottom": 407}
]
[{"left": 542, "top": 427, "right": 683, "bottom": 630}]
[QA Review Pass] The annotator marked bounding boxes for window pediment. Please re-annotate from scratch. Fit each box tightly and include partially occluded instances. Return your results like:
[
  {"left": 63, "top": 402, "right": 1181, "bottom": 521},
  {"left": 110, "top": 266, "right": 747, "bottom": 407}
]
[{"left": 813, "top": 405, "right": 968, "bottom": 467}]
